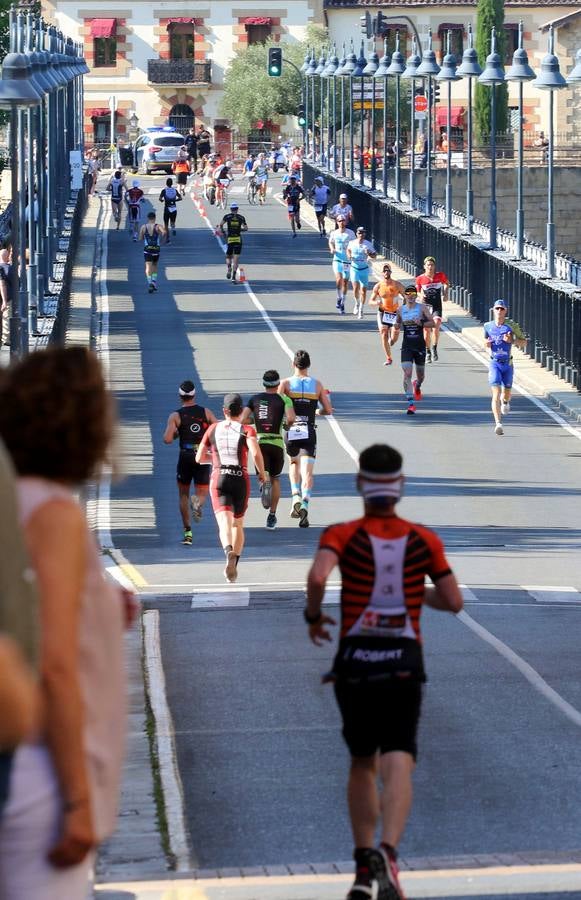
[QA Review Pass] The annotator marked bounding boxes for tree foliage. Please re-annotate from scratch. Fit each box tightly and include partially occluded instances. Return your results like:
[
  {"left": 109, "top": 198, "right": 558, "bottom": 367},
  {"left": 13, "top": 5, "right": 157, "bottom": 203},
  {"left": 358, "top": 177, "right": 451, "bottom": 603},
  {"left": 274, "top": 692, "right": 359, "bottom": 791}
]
[
  {"left": 220, "top": 24, "right": 327, "bottom": 133},
  {"left": 474, "top": 0, "right": 509, "bottom": 139}
]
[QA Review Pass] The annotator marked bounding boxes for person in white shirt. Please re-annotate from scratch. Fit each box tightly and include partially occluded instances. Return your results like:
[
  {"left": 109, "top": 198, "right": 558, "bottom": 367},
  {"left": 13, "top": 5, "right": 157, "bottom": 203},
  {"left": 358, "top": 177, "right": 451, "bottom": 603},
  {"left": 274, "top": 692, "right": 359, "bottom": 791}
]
[
  {"left": 330, "top": 194, "right": 354, "bottom": 227},
  {"left": 347, "top": 227, "right": 377, "bottom": 318},
  {"left": 309, "top": 177, "right": 332, "bottom": 236},
  {"left": 328, "top": 216, "right": 355, "bottom": 314}
]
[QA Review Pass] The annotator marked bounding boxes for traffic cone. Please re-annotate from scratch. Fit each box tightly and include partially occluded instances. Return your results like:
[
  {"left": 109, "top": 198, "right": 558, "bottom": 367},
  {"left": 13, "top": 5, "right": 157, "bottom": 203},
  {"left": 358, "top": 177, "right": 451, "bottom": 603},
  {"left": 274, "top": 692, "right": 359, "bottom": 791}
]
[{"left": 238, "top": 267, "right": 246, "bottom": 283}]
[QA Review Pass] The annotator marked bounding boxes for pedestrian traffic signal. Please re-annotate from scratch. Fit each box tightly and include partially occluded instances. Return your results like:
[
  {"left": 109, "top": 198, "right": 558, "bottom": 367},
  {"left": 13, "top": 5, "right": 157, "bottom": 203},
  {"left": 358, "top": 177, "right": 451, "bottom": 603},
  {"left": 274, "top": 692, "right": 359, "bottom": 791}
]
[
  {"left": 267, "top": 47, "right": 282, "bottom": 77},
  {"left": 297, "top": 104, "right": 306, "bottom": 128},
  {"left": 360, "top": 11, "right": 372, "bottom": 38},
  {"left": 375, "top": 11, "right": 387, "bottom": 36},
  {"left": 432, "top": 81, "right": 441, "bottom": 104}
]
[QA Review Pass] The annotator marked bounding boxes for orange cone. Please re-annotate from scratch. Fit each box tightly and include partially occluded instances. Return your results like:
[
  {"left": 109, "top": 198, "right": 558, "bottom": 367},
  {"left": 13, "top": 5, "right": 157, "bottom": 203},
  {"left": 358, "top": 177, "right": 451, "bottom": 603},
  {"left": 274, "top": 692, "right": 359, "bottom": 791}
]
[{"left": 238, "top": 267, "right": 246, "bottom": 283}]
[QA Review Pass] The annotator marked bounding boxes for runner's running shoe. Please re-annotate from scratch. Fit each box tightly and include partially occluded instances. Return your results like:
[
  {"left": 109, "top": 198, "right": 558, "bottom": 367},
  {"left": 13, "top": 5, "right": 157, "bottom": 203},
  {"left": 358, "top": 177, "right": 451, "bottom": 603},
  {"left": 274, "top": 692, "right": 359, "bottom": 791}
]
[
  {"left": 291, "top": 497, "right": 302, "bottom": 518},
  {"left": 407, "top": 403, "right": 416, "bottom": 415},
  {"left": 266, "top": 512, "right": 277, "bottom": 530},
  {"left": 501, "top": 400, "right": 510, "bottom": 415},
  {"left": 495, "top": 423, "right": 504, "bottom": 435},
  {"left": 261, "top": 479, "right": 272, "bottom": 510},
  {"left": 384, "top": 358, "right": 393, "bottom": 366},
  {"left": 373, "top": 846, "right": 406, "bottom": 900},
  {"left": 190, "top": 496, "right": 203, "bottom": 523},
  {"left": 224, "top": 550, "right": 238, "bottom": 583},
  {"left": 413, "top": 380, "right": 422, "bottom": 401},
  {"left": 298, "top": 503, "right": 310, "bottom": 528},
  {"left": 426, "top": 349, "right": 432, "bottom": 363},
  {"left": 182, "top": 529, "right": 192, "bottom": 545},
  {"left": 432, "top": 346, "right": 439, "bottom": 361}
]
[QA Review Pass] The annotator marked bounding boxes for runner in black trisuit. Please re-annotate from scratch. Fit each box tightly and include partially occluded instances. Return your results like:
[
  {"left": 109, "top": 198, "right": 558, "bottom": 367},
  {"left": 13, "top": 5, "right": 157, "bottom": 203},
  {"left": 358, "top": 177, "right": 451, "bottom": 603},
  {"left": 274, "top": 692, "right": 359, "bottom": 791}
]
[
  {"left": 163, "top": 380, "right": 218, "bottom": 545},
  {"left": 220, "top": 202, "right": 248, "bottom": 282},
  {"left": 138, "top": 211, "right": 166, "bottom": 293},
  {"left": 393, "top": 285, "right": 435, "bottom": 415},
  {"left": 159, "top": 177, "right": 182, "bottom": 241}
]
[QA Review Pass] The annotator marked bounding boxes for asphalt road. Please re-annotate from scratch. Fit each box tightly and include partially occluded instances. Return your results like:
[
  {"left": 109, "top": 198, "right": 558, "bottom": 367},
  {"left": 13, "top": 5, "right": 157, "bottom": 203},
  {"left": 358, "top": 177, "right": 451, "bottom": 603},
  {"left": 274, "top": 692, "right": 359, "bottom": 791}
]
[{"left": 100, "top": 173, "right": 581, "bottom": 889}]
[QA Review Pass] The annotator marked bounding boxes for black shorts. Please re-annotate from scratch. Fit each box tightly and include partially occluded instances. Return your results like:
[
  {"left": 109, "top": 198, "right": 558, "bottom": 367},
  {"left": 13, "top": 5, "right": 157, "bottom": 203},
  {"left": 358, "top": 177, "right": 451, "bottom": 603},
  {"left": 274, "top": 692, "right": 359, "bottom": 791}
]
[
  {"left": 210, "top": 467, "right": 249, "bottom": 518},
  {"left": 144, "top": 251, "right": 160, "bottom": 263},
  {"left": 177, "top": 450, "right": 210, "bottom": 486},
  {"left": 226, "top": 242, "right": 242, "bottom": 257},
  {"left": 163, "top": 208, "right": 177, "bottom": 224},
  {"left": 314, "top": 204, "right": 327, "bottom": 217},
  {"left": 128, "top": 205, "right": 140, "bottom": 221},
  {"left": 259, "top": 443, "right": 285, "bottom": 478},
  {"left": 285, "top": 436, "right": 316, "bottom": 460},
  {"left": 334, "top": 678, "right": 423, "bottom": 759},
  {"left": 176, "top": 172, "right": 188, "bottom": 185},
  {"left": 401, "top": 347, "right": 426, "bottom": 367}
]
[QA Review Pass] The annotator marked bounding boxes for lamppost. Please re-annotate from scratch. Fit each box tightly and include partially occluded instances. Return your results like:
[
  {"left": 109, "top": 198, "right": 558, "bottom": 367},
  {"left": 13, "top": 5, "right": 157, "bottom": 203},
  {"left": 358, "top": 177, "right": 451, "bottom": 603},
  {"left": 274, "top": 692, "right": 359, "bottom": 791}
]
[
  {"left": 457, "top": 25, "right": 482, "bottom": 234},
  {"left": 386, "top": 32, "right": 405, "bottom": 203},
  {"left": 436, "top": 31, "right": 461, "bottom": 227},
  {"left": 300, "top": 50, "right": 310, "bottom": 157},
  {"left": 402, "top": 39, "right": 421, "bottom": 211},
  {"left": 0, "top": 53, "right": 42, "bottom": 357},
  {"left": 416, "top": 30, "right": 440, "bottom": 217},
  {"left": 336, "top": 45, "right": 347, "bottom": 177},
  {"left": 306, "top": 52, "right": 317, "bottom": 160},
  {"left": 477, "top": 28, "right": 505, "bottom": 251},
  {"left": 340, "top": 43, "right": 357, "bottom": 180},
  {"left": 353, "top": 42, "right": 367, "bottom": 186},
  {"left": 362, "top": 46, "right": 379, "bottom": 190},
  {"left": 325, "top": 47, "right": 339, "bottom": 172},
  {"left": 506, "top": 21, "right": 536, "bottom": 259},
  {"left": 315, "top": 50, "right": 326, "bottom": 165},
  {"left": 375, "top": 38, "right": 391, "bottom": 198},
  {"left": 533, "top": 25, "right": 567, "bottom": 278}
]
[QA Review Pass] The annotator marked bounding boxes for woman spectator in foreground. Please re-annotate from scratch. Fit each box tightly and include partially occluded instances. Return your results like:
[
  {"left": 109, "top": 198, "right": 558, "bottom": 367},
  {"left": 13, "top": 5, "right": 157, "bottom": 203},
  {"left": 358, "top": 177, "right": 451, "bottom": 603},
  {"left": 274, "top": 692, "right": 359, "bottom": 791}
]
[{"left": 0, "top": 346, "right": 135, "bottom": 900}]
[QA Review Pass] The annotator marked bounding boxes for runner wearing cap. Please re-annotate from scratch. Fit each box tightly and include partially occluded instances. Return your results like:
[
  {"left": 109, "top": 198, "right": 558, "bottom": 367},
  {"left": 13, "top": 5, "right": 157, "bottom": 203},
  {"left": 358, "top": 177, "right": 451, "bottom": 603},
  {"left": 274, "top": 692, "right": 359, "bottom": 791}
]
[
  {"left": 282, "top": 176, "right": 306, "bottom": 237},
  {"left": 328, "top": 217, "right": 355, "bottom": 314},
  {"left": 125, "top": 179, "right": 145, "bottom": 241},
  {"left": 305, "top": 443, "right": 462, "bottom": 900},
  {"left": 347, "top": 228, "right": 377, "bottom": 319},
  {"left": 484, "top": 299, "right": 515, "bottom": 436},
  {"left": 309, "top": 176, "right": 331, "bottom": 237},
  {"left": 330, "top": 194, "right": 354, "bottom": 227},
  {"left": 220, "top": 203, "right": 248, "bottom": 282},
  {"left": 242, "top": 370, "right": 296, "bottom": 530},
  {"left": 252, "top": 152, "right": 270, "bottom": 205},
  {"left": 416, "top": 256, "right": 449, "bottom": 363},
  {"left": 369, "top": 264, "right": 406, "bottom": 366},
  {"left": 196, "top": 393, "right": 266, "bottom": 582},
  {"left": 393, "top": 284, "right": 435, "bottom": 415},
  {"left": 163, "top": 380, "right": 218, "bottom": 545}
]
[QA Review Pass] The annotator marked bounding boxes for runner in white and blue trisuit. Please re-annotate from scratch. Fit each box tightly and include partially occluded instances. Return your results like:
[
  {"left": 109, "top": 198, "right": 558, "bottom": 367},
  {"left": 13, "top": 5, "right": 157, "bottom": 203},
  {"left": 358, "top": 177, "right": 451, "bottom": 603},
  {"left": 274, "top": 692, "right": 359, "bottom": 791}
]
[
  {"left": 347, "top": 227, "right": 377, "bottom": 319},
  {"left": 393, "top": 284, "right": 435, "bottom": 416},
  {"left": 484, "top": 299, "right": 514, "bottom": 436},
  {"left": 328, "top": 216, "right": 355, "bottom": 314}
]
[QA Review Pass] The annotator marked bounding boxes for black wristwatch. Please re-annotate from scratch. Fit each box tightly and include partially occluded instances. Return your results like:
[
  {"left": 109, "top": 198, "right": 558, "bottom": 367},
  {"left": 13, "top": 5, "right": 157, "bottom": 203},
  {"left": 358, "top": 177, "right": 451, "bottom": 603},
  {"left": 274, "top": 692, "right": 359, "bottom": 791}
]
[{"left": 304, "top": 607, "right": 322, "bottom": 625}]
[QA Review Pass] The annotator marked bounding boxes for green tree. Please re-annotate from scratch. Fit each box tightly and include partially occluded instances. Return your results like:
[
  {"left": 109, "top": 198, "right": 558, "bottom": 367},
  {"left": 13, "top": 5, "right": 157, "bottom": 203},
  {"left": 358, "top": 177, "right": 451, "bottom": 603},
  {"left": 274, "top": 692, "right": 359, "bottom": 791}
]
[
  {"left": 474, "top": 0, "right": 508, "bottom": 140},
  {"left": 220, "top": 24, "right": 327, "bottom": 133}
]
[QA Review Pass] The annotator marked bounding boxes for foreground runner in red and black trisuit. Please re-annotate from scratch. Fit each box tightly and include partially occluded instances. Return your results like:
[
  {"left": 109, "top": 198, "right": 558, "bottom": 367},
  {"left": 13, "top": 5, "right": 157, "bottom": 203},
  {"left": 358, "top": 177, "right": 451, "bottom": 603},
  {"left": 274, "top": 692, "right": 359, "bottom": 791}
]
[
  {"left": 163, "top": 380, "right": 217, "bottom": 545},
  {"left": 305, "top": 443, "right": 463, "bottom": 900},
  {"left": 196, "top": 393, "right": 266, "bottom": 583}
]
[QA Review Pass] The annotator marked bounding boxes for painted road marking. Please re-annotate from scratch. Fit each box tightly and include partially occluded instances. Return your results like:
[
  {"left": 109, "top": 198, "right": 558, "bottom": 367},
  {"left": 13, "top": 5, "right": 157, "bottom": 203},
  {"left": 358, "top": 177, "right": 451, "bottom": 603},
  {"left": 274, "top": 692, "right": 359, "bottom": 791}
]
[
  {"left": 95, "top": 861, "right": 581, "bottom": 899},
  {"left": 191, "top": 589, "right": 250, "bottom": 609},
  {"left": 523, "top": 585, "right": 581, "bottom": 603},
  {"left": 459, "top": 586, "right": 581, "bottom": 728},
  {"left": 143, "top": 610, "right": 192, "bottom": 870}
]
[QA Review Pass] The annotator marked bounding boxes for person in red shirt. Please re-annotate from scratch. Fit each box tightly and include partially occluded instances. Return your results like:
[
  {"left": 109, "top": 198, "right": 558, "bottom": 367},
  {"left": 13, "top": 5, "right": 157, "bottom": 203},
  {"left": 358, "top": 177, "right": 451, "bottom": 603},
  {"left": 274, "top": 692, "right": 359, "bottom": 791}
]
[
  {"left": 305, "top": 443, "right": 463, "bottom": 900},
  {"left": 196, "top": 393, "right": 266, "bottom": 583},
  {"left": 415, "top": 256, "right": 449, "bottom": 362}
]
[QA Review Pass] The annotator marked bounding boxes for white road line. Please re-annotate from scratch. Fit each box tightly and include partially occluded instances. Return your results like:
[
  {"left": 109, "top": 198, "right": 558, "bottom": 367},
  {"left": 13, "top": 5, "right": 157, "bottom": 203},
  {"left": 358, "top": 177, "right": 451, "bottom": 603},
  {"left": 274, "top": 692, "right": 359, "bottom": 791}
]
[
  {"left": 191, "top": 589, "right": 250, "bottom": 608},
  {"left": 191, "top": 193, "right": 359, "bottom": 466},
  {"left": 523, "top": 585, "right": 581, "bottom": 603},
  {"left": 104, "top": 564, "right": 135, "bottom": 591},
  {"left": 142, "top": 581, "right": 341, "bottom": 590},
  {"left": 442, "top": 325, "right": 581, "bottom": 443},
  {"left": 143, "top": 610, "right": 192, "bottom": 870},
  {"left": 458, "top": 587, "right": 581, "bottom": 728}
]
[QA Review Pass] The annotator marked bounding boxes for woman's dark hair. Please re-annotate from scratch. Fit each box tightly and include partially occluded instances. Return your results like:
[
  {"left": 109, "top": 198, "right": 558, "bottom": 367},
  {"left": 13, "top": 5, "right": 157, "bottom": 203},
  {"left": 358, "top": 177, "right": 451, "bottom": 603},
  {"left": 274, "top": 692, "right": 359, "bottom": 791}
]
[
  {"left": 359, "top": 444, "right": 402, "bottom": 474},
  {"left": 293, "top": 350, "right": 310, "bottom": 370},
  {"left": 0, "top": 346, "right": 114, "bottom": 483}
]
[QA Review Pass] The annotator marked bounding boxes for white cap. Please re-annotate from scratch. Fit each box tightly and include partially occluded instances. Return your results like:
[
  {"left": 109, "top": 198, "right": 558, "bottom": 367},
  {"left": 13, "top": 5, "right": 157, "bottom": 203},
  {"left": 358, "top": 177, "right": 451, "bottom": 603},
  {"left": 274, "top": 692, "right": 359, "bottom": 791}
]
[
  {"left": 339, "top": 193, "right": 348, "bottom": 199},
  {"left": 133, "top": 179, "right": 140, "bottom": 187}
]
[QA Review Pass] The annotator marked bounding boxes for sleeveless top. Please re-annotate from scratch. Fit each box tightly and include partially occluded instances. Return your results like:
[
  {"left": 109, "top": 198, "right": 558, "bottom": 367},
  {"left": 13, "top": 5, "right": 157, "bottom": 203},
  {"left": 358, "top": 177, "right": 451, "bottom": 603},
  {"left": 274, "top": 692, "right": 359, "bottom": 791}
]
[
  {"left": 143, "top": 225, "right": 161, "bottom": 253},
  {"left": 110, "top": 177, "right": 124, "bottom": 201},
  {"left": 177, "top": 404, "right": 210, "bottom": 451},
  {"left": 17, "top": 477, "right": 126, "bottom": 841}
]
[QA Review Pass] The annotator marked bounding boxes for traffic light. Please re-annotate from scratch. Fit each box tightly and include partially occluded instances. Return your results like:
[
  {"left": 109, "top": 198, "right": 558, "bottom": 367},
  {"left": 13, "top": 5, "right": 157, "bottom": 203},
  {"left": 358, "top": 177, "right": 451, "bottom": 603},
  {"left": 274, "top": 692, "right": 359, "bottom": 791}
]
[
  {"left": 375, "top": 11, "right": 387, "bottom": 36},
  {"left": 432, "top": 81, "right": 441, "bottom": 104},
  {"left": 267, "top": 46, "right": 282, "bottom": 77},
  {"left": 360, "top": 11, "right": 372, "bottom": 38},
  {"left": 297, "top": 104, "right": 306, "bottom": 128}
]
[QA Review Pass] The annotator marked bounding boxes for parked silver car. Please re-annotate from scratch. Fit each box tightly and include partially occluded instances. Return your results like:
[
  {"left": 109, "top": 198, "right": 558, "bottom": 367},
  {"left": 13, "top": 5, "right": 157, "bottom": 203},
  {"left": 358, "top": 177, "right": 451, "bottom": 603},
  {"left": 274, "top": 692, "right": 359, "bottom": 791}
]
[{"left": 133, "top": 127, "right": 186, "bottom": 175}]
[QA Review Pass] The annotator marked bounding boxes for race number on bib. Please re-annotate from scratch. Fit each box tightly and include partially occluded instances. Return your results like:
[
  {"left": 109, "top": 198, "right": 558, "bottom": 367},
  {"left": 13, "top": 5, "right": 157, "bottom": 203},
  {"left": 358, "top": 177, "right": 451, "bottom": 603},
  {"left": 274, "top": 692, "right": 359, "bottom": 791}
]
[
  {"left": 381, "top": 311, "right": 397, "bottom": 326},
  {"left": 287, "top": 205, "right": 295, "bottom": 213},
  {"left": 287, "top": 423, "right": 309, "bottom": 441}
]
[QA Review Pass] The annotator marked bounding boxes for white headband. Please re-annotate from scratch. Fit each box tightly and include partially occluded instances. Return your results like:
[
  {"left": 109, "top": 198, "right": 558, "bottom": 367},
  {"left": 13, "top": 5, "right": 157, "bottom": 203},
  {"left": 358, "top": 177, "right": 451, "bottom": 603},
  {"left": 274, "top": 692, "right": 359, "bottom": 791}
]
[
  {"left": 358, "top": 468, "right": 403, "bottom": 500},
  {"left": 179, "top": 387, "right": 195, "bottom": 397}
]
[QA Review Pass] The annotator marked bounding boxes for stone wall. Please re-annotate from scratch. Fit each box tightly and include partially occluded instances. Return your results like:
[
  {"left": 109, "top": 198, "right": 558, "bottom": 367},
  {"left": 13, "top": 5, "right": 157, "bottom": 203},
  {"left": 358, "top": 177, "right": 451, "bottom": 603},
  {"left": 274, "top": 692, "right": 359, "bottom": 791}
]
[{"left": 414, "top": 167, "right": 581, "bottom": 259}]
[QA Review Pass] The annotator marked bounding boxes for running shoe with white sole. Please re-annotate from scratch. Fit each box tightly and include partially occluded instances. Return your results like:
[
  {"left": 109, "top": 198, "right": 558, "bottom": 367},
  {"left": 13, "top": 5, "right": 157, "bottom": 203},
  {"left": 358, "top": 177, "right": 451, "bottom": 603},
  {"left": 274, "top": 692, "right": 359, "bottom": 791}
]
[
  {"left": 432, "top": 346, "right": 439, "bottom": 361},
  {"left": 298, "top": 503, "right": 309, "bottom": 528},
  {"left": 357, "top": 306, "right": 364, "bottom": 320},
  {"left": 353, "top": 303, "right": 360, "bottom": 317},
  {"left": 290, "top": 497, "right": 302, "bottom": 518},
  {"left": 190, "top": 496, "right": 203, "bottom": 523},
  {"left": 261, "top": 479, "right": 272, "bottom": 510},
  {"left": 266, "top": 512, "right": 277, "bottom": 530},
  {"left": 182, "top": 529, "right": 192, "bottom": 545},
  {"left": 495, "top": 423, "right": 504, "bottom": 435},
  {"left": 501, "top": 400, "right": 510, "bottom": 415},
  {"left": 372, "top": 846, "right": 406, "bottom": 900},
  {"left": 224, "top": 550, "right": 238, "bottom": 583}
]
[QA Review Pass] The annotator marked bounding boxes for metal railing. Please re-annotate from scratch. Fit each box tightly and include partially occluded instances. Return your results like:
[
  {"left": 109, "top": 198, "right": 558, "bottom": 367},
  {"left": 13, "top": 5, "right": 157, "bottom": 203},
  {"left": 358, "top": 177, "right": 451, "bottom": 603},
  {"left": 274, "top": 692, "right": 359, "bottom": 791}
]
[
  {"left": 303, "top": 162, "right": 581, "bottom": 390},
  {"left": 147, "top": 59, "right": 211, "bottom": 85}
]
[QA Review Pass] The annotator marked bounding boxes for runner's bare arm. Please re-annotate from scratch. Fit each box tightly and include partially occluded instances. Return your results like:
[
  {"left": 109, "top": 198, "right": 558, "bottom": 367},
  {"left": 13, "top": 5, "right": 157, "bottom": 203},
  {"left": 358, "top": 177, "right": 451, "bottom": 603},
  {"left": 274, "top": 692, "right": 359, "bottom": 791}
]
[
  {"left": 163, "top": 412, "right": 180, "bottom": 444},
  {"left": 421, "top": 304, "right": 436, "bottom": 328},
  {"left": 205, "top": 408, "right": 218, "bottom": 424},
  {"left": 240, "top": 406, "right": 253, "bottom": 424},
  {"left": 195, "top": 428, "right": 211, "bottom": 464},
  {"left": 317, "top": 382, "right": 333, "bottom": 416},
  {"left": 368, "top": 285, "right": 381, "bottom": 306},
  {"left": 248, "top": 434, "right": 266, "bottom": 482},
  {"left": 424, "top": 573, "right": 464, "bottom": 613},
  {"left": 306, "top": 549, "right": 338, "bottom": 646}
]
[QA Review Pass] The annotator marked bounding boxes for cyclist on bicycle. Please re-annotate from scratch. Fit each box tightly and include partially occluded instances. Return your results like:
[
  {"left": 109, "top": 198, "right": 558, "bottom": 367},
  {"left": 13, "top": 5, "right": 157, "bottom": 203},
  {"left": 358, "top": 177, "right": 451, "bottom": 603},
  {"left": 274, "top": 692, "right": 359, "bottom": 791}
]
[
  {"left": 107, "top": 169, "right": 126, "bottom": 230},
  {"left": 252, "top": 152, "right": 270, "bottom": 205},
  {"left": 214, "top": 162, "right": 233, "bottom": 209},
  {"left": 125, "top": 180, "right": 145, "bottom": 241}
]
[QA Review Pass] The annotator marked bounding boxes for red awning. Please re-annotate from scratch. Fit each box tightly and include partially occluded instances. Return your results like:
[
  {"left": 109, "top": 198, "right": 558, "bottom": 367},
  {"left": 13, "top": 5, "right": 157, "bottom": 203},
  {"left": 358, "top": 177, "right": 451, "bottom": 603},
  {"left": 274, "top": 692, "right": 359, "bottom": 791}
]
[
  {"left": 88, "top": 107, "right": 110, "bottom": 118},
  {"left": 436, "top": 106, "right": 465, "bottom": 127},
  {"left": 242, "top": 16, "right": 272, "bottom": 25},
  {"left": 90, "top": 18, "right": 116, "bottom": 38},
  {"left": 166, "top": 17, "right": 195, "bottom": 28}
]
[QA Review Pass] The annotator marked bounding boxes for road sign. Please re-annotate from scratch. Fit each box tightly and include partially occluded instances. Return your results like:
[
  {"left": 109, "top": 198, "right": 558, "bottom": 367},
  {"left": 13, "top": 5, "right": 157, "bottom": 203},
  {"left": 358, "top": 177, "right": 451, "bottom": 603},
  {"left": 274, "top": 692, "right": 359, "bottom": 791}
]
[
  {"left": 414, "top": 111, "right": 427, "bottom": 120},
  {"left": 414, "top": 94, "right": 428, "bottom": 113},
  {"left": 353, "top": 101, "right": 385, "bottom": 110}
]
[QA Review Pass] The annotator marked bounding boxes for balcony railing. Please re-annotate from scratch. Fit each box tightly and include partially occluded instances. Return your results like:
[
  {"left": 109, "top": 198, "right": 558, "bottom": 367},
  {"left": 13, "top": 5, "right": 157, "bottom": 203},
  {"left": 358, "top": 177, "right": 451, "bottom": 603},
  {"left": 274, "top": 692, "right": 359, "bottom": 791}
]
[{"left": 147, "top": 59, "right": 211, "bottom": 85}]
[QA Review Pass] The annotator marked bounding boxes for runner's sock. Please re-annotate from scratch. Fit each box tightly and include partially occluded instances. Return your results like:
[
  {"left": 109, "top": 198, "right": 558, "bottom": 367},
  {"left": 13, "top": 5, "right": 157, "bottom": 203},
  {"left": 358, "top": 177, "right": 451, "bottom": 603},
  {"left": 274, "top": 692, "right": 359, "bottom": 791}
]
[
  {"left": 152, "top": 273, "right": 157, "bottom": 284},
  {"left": 301, "top": 488, "right": 311, "bottom": 505},
  {"left": 291, "top": 482, "right": 300, "bottom": 499}
]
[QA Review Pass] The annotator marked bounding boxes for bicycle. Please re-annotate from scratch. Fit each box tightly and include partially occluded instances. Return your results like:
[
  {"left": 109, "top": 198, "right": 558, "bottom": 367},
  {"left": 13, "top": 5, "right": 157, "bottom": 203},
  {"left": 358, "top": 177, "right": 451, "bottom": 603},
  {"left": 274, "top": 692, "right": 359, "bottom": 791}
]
[
  {"left": 216, "top": 178, "right": 230, "bottom": 210},
  {"left": 246, "top": 176, "right": 258, "bottom": 205}
]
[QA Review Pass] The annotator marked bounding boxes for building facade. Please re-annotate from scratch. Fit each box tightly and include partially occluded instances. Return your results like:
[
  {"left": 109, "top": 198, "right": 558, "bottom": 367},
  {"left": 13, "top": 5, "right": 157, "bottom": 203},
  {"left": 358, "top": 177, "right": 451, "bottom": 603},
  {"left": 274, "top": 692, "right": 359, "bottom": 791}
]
[
  {"left": 324, "top": 0, "right": 581, "bottom": 142},
  {"left": 41, "top": 0, "right": 323, "bottom": 147}
]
